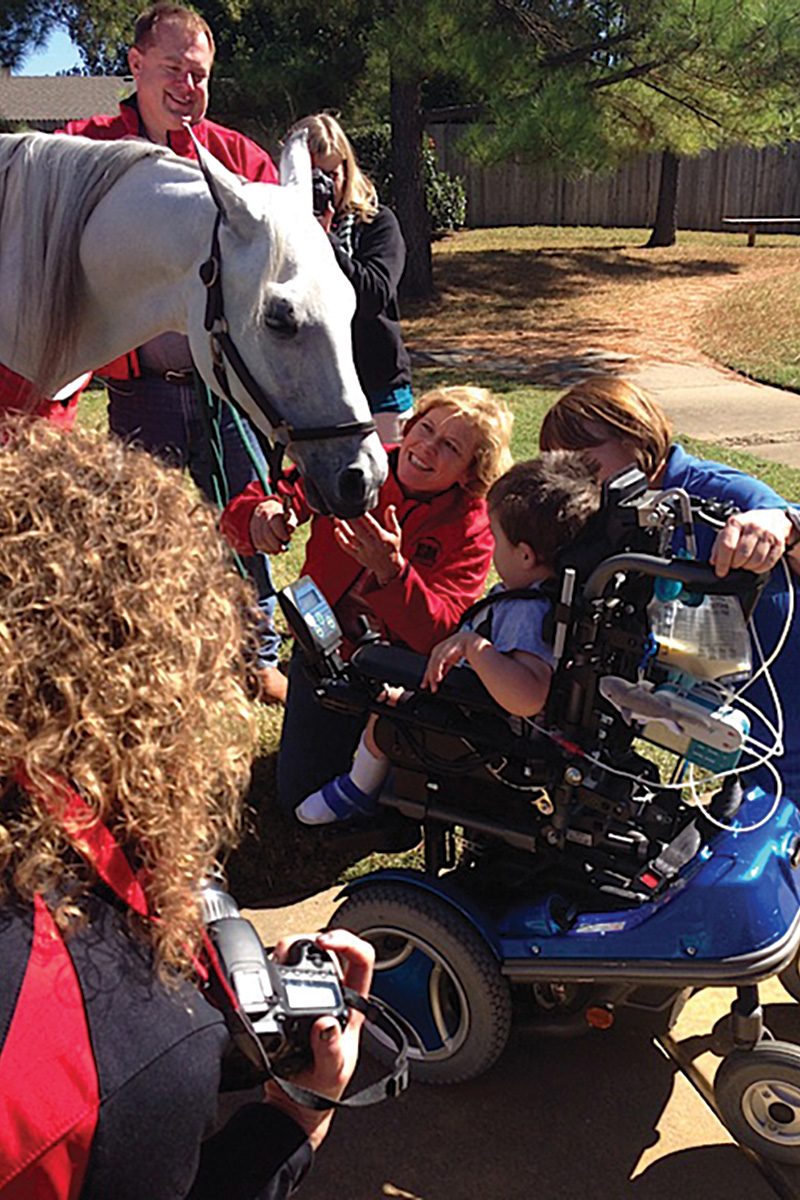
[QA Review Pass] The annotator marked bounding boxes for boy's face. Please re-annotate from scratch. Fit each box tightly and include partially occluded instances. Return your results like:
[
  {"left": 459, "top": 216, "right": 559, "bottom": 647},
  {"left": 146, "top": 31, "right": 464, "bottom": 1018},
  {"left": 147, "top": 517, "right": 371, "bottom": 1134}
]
[{"left": 490, "top": 513, "right": 539, "bottom": 590}]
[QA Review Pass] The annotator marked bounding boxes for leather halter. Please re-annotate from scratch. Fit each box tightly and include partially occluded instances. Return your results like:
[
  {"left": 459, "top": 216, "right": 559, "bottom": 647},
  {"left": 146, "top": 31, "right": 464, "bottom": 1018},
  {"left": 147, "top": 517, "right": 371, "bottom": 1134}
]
[{"left": 187, "top": 128, "right": 376, "bottom": 491}]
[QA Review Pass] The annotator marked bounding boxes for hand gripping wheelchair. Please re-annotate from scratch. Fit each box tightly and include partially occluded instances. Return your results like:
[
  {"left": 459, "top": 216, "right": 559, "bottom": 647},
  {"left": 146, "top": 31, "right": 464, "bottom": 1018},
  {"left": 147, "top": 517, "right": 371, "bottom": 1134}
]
[{"left": 279, "top": 466, "right": 800, "bottom": 1164}]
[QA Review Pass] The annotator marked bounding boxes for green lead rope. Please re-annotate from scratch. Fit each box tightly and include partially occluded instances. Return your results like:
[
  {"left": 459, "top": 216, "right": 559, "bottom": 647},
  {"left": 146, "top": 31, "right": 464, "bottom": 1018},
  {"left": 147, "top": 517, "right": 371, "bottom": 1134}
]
[{"left": 194, "top": 369, "right": 273, "bottom": 579}]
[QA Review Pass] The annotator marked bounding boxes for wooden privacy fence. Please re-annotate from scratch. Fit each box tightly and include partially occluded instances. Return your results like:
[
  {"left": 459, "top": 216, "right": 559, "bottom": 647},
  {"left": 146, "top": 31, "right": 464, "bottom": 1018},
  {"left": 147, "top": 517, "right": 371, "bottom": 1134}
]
[{"left": 428, "top": 123, "right": 800, "bottom": 232}]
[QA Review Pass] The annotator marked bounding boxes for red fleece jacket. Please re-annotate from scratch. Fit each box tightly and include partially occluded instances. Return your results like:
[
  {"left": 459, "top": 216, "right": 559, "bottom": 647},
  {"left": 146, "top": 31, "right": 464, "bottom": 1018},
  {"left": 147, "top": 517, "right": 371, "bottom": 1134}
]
[{"left": 221, "top": 450, "right": 494, "bottom": 657}]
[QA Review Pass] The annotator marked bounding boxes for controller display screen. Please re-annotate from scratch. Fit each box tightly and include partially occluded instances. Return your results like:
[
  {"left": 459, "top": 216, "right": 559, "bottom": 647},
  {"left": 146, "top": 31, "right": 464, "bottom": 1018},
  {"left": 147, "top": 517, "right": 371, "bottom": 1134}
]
[{"left": 298, "top": 586, "right": 322, "bottom": 616}]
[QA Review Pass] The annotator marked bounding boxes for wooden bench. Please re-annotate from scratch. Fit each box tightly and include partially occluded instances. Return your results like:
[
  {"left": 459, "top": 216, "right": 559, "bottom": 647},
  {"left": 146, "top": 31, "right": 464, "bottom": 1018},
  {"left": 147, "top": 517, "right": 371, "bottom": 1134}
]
[{"left": 722, "top": 216, "right": 800, "bottom": 247}]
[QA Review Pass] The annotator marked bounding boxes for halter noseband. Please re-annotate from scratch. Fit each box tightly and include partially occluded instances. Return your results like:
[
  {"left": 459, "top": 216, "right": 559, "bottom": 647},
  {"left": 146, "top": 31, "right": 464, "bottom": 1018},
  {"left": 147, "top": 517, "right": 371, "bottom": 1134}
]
[{"left": 187, "top": 128, "right": 376, "bottom": 490}]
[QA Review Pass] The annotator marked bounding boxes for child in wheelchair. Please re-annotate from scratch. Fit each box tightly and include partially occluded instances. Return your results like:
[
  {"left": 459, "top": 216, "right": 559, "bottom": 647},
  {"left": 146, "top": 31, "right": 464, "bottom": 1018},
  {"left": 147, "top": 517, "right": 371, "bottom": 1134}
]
[{"left": 295, "top": 451, "right": 602, "bottom": 825}]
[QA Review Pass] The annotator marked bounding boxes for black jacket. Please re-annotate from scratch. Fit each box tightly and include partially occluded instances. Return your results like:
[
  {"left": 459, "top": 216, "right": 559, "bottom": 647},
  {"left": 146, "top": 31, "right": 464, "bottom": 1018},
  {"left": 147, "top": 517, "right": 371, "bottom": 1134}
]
[
  {"left": 329, "top": 205, "right": 412, "bottom": 398},
  {"left": 0, "top": 894, "right": 312, "bottom": 1200}
]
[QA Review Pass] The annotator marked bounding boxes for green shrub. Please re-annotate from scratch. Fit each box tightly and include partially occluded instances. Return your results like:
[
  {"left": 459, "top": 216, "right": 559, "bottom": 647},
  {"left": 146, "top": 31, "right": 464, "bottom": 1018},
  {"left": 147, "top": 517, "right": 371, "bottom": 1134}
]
[{"left": 350, "top": 124, "right": 467, "bottom": 238}]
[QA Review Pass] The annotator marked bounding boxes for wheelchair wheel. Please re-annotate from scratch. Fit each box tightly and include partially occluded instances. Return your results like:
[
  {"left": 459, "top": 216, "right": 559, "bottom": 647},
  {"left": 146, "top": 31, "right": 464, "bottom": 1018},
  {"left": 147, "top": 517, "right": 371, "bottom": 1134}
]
[
  {"left": 715, "top": 1041, "right": 800, "bottom": 1163},
  {"left": 333, "top": 882, "right": 512, "bottom": 1084},
  {"left": 778, "top": 946, "right": 800, "bottom": 1003}
]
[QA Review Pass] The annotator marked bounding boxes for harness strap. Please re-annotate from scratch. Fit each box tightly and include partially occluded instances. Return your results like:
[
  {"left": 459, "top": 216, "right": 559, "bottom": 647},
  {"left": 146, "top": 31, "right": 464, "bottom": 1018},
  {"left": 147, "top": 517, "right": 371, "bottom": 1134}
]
[
  {"left": 13, "top": 766, "right": 149, "bottom": 918},
  {"left": 187, "top": 128, "right": 376, "bottom": 493},
  {"left": 458, "top": 583, "right": 559, "bottom": 634}
]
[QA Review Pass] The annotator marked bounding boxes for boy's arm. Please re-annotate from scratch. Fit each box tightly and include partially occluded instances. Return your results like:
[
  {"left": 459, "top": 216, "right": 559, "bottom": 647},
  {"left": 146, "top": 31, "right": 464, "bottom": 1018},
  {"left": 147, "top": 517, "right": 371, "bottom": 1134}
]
[{"left": 423, "top": 631, "right": 552, "bottom": 717}]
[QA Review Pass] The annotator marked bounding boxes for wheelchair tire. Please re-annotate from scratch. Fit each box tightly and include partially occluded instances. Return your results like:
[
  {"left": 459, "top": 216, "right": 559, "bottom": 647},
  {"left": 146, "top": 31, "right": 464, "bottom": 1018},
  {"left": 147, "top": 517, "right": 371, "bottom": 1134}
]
[
  {"left": 715, "top": 1041, "right": 800, "bottom": 1164},
  {"left": 333, "top": 883, "right": 512, "bottom": 1084},
  {"left": 778, "top": 946, "right": 800, "bottom": 1003}
]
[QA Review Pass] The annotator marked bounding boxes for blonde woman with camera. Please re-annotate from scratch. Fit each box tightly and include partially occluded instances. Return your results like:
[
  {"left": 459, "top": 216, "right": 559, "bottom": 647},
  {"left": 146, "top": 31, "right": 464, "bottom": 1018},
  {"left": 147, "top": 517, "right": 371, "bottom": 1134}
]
[{"left": 290, "top": 113, "right": 413, "bottom": 443}]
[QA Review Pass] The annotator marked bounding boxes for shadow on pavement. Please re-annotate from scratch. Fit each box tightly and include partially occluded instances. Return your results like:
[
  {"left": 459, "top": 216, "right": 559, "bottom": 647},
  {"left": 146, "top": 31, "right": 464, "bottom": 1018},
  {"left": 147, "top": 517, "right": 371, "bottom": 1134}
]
[{"left": 300, "top": 1020, "right": 769, "bottom": 1200}]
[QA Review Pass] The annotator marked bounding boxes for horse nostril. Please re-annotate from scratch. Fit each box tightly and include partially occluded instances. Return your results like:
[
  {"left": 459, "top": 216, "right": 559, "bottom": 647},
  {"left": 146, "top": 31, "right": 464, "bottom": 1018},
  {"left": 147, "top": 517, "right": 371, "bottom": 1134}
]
[{"left": 339, "top": 465, "right": 368, "bottom": 508}]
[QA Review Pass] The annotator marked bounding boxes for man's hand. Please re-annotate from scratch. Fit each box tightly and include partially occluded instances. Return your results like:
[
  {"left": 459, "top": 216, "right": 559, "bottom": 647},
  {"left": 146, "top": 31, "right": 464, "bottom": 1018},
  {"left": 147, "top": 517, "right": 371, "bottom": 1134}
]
[
  {"left": 249, "top": 498, "right": 297, "bottom": 554},
  {"left": 264, "top": 929, "right": 374, "bottom": 1151},
  {"left": 332, "top": 505, "right": 405, "bottom": 586},
  {"left": 710, "top": 509, "right": 793, "bottom": 577}
]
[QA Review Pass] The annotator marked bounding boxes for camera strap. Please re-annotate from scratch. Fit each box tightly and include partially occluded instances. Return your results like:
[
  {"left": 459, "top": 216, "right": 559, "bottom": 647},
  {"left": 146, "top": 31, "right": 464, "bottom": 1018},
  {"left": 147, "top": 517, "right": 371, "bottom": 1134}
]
[{"left": 221, "top": 981, "right": 411, "bottom": 1110}]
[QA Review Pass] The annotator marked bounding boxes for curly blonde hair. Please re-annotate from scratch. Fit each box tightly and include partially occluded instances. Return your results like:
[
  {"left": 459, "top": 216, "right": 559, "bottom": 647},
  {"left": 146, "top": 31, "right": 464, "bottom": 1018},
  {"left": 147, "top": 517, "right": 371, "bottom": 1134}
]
[
  {"left": 0, "top": 420, "right": 257, "bottom": 978},
  {"left": 408, "top": 386, "right": 514, "bottom": 498},
  {"left": 289, "top": 113, "right": 379, "bottom": 223}
]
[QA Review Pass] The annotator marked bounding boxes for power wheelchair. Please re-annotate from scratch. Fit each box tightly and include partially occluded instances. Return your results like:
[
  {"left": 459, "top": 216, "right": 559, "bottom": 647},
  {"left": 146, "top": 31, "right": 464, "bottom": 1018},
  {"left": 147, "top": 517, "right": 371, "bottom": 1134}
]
[{"left": 279, "top": 465, "right": 800, "bottom": 1164}]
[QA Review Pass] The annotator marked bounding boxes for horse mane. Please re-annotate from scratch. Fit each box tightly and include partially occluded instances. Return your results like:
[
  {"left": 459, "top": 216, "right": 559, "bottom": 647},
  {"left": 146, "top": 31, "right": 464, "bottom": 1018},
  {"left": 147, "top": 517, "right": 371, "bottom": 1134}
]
[{"left": 0, "top": 133, "right": 178, "bottom": 395}]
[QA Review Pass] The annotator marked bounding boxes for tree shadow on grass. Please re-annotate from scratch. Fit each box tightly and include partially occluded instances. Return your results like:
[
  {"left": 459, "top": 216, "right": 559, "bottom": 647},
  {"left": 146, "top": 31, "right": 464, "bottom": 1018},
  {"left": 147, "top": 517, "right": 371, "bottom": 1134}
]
[{"left": 427, "top": 248, "right": 745, "bottom": 305}]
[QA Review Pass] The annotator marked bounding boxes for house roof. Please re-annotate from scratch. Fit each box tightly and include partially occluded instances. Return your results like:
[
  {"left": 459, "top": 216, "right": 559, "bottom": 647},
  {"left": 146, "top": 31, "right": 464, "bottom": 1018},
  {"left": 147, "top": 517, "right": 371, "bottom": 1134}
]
[{"left": 0, "top": 75, "right": 133, "bottom": 124}]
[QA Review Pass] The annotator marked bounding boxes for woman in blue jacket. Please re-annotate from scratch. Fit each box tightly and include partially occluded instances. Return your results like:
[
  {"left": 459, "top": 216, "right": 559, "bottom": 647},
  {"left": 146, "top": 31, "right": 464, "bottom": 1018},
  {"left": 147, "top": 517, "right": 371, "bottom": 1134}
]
[{"left": 540, "top": 375, "right": 800, "bottom": 801}]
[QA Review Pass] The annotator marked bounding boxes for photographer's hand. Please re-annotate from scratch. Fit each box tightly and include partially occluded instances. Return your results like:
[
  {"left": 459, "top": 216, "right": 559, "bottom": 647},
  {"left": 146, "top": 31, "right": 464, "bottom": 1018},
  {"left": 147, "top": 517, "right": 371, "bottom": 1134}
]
[
  {"left": 317, "top": 206, "right": 334, "bottom": 233},
  {"left": 264, "top": 928, "right": 375, "bottom": 1150}
]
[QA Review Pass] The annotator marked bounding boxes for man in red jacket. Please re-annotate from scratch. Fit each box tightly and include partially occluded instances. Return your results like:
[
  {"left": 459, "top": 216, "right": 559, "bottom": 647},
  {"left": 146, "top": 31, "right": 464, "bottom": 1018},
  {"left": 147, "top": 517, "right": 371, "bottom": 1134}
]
[{"left": 63, "top": 2, "right": 287, "bottom": 703}]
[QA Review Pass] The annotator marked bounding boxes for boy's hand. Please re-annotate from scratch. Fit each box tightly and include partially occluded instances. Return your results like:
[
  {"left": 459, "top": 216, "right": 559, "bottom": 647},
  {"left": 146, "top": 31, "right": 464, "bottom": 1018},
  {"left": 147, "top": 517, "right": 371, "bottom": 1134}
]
[{"left": 423, "top": 630, "right": 484, "bottom": 693}]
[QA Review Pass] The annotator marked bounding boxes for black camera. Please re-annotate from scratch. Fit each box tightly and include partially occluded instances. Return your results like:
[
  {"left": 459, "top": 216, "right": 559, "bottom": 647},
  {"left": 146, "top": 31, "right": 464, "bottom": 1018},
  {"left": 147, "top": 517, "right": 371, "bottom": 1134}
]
[
  {"left": 201, "top": 877, "right": 349, "bottom": 1079},
  {"left": 311, "top": 166, "right": 335, "bottom": 217}
]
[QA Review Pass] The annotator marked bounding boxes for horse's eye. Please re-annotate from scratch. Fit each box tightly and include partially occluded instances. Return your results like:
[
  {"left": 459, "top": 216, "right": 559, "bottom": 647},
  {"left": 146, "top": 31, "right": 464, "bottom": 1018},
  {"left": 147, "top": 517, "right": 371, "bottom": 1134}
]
[{"left": 264, "top": 298, "right": 298, "bottom": 337}]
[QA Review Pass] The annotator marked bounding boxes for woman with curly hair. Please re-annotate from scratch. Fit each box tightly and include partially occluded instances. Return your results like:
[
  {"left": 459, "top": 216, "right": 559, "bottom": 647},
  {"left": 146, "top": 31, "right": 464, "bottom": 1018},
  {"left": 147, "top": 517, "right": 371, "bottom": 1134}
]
[{"left": 0, "top": 420, "right": 373, "bottom": 1200}]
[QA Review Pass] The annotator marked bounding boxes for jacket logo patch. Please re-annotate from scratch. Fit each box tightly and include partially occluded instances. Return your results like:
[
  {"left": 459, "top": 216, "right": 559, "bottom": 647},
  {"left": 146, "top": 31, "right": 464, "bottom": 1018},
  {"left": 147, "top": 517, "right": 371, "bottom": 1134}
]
[{"left": 413, "top": 539, "right": 441, "bottom": 566}]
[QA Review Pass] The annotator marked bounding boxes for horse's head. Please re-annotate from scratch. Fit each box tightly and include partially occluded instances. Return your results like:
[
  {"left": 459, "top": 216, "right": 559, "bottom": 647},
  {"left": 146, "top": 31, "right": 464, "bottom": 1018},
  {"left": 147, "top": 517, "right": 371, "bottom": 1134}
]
[{"left": 186, "top": 136, "right": 387, "bottom": 517}]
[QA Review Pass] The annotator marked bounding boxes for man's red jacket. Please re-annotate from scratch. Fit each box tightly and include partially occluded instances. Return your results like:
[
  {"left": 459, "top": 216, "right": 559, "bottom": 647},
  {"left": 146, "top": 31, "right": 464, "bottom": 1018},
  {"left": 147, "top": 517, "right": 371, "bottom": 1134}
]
[
  {"left": 63, "top": 95, "right": 278, "bottom": 382},
  {"left": 221, "top": 450, "right": 495, "bottom": 658}
]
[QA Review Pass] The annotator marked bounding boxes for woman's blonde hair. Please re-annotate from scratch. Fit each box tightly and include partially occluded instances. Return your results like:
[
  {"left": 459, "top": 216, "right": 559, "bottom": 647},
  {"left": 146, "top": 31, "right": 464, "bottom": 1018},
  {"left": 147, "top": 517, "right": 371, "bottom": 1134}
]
[
  {"left": 408, "top": 386, "right": 514, "bottom": 498},
  {"left": 539, "top": 376, "right": 673, "bottom": 480},
  {"left": 0, "top": 420, "right": 257, "bottom": 978},
  {"left": 289, "top": 113, "right": 379, "bottom": 222}
]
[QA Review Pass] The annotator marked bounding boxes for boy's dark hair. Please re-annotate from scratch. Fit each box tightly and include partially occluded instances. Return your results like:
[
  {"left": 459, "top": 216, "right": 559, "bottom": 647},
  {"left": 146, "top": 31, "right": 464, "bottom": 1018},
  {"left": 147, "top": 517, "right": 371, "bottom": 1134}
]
[{"left": 487, "top": 451, "right": 601, "bottom": 568}]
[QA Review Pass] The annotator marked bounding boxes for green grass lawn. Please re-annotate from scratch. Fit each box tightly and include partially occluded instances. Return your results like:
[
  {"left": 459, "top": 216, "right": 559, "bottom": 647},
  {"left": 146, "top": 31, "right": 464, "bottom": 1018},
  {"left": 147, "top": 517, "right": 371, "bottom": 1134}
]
[{"left": 695, "top": 271, "right": 800, "bottom": 392}]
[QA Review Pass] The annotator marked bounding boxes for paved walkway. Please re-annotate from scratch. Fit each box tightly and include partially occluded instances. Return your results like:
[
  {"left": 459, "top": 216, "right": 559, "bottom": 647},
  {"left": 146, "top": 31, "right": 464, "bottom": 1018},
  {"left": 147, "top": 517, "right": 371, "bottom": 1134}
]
[
  {"left": 413, "top": 347, "right": 800, "bottom": 473},
  {"left": 634, "top": 362, "right": 800, "bottom": 470}
]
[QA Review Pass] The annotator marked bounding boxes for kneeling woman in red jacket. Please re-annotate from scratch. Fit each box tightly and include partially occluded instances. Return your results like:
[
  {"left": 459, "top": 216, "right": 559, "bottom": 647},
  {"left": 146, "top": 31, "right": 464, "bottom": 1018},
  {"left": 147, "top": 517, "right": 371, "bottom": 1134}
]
[{"left": 221, "top": 386, "right": 514, "bottom": 819}]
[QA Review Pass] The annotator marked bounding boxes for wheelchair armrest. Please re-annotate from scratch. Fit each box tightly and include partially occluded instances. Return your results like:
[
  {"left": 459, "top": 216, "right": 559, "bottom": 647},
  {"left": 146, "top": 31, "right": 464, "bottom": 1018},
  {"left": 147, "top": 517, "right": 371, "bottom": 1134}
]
[{"left": 351, "top": 643, "right": 507, "bottom": 715}]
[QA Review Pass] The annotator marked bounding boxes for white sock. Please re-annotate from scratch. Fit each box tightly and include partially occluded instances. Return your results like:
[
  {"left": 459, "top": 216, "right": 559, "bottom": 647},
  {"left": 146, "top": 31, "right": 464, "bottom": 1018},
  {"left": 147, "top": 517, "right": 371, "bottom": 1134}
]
[{"left": 350, "top": 732, "right": 389, "bottom": 796}]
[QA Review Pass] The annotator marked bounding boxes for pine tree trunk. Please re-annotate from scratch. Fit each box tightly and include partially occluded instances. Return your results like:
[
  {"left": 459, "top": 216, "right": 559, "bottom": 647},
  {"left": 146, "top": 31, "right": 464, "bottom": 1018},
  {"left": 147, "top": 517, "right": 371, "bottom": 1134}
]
[
  {"left": 390, "top": 72, "right": 433, "bottom": 300},
  {"left": 647, "top": 150, "right": 680, "bottom": 247}
]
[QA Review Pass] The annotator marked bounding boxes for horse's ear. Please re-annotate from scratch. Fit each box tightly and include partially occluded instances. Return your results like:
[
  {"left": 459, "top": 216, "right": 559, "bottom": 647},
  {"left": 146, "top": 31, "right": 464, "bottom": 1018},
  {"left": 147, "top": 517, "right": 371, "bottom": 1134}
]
[
  {"left": 280, "top": 130, "right": 312, "bottom": 207},
  {"left": 192, "top": 136, "right": 258, "bottom": 235}
]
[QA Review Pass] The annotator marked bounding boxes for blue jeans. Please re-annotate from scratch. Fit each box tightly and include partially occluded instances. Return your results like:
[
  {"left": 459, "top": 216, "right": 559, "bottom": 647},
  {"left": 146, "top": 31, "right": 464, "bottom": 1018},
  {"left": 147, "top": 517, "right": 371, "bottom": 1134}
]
[
  {"left": 108, "top": 377, "right": 280, "bottom": 668},
  {"left": 277, "top": 647, "right": 365, "bottom": 816}
]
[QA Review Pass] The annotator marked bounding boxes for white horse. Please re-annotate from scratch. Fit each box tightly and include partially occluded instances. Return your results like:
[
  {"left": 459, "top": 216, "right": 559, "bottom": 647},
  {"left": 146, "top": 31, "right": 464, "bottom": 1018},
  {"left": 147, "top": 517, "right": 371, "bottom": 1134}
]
[{"left": 0, "top": 131, "right": 387, "bottom": 516}]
